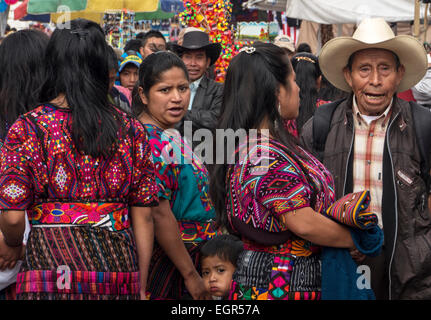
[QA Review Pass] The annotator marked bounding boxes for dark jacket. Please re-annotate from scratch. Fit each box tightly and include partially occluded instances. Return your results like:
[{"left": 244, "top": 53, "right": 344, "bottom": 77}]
[
  {"left": 300, "top": 95, "right": 431, "bottom": 300},
  {"left": 176, "top": 75, "right": 223, "bottom": 149}
]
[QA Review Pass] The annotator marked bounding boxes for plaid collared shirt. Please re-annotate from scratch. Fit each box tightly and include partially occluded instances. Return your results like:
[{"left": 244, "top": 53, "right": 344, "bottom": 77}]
[{"left": 352, "top": 96, "right": 393, "bottom": 228}]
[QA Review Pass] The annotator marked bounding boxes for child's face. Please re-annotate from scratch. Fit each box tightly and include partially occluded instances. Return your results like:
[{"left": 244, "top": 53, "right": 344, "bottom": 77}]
[
  {"left": 119, "top": 64, "right": 139, "bottom": 92},
  {"left": 201, "top": 255, "right": 236, "bottom": 298}
]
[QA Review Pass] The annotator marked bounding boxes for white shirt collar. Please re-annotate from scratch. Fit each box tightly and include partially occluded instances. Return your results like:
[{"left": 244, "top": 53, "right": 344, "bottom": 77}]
[{"left": 190, "top": 76, "right": 203, "bottom": 90}]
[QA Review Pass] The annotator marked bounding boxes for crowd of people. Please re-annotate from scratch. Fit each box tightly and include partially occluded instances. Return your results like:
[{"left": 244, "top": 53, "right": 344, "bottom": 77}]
[{"left": 0, "top": 16, "right": 430, "bottom": 301}]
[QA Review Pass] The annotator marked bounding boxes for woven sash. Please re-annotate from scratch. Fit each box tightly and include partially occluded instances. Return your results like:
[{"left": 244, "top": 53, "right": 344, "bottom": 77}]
[{"left": 28, "top": 202, "right": 129, "bottom": 231}]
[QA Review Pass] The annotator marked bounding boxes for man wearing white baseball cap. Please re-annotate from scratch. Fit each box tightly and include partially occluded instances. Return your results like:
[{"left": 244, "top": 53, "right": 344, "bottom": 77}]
[
  {"left": 274, "top": 34, "right": 296, "bottom": 58},
  {"left": 301, "top": 17, "right": 431, "bottom": 300}
]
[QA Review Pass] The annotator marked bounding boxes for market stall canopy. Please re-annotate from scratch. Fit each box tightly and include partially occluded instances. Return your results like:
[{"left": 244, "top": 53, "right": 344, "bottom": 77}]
[
  {"left": 243, "top": 0, "right": 286, "bottom": 12},
  {"left": 244, "top": 0, "right": 428, "bottom": 24},
  {"left": 27, "top": 0, "right": 159, "bottom": 14},
  {"left": 0, "top": 0, "right": 8, "bottom": 13},
  {"left": 135, "top": 10, "right": 174, "bottom": 21},
  {"left": 134, "top": 0, "right": 183, "bottom": 20},
  {"left": 13, "top": 0, "right": 28, "bottom": 20},
  {"left": 14, "top": 0, "right": 103, "bottom": 23},
  {"left": 21, "top": 14, "right": 50, "bottom": 22},
  {"left": 285, "top": 0, "right": 427, "bottom": 24}
]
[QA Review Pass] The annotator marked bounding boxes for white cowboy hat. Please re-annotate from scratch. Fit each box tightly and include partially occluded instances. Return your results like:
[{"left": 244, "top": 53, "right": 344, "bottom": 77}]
[{"left": 319, "top": 17, "right": 427, "bottom": 92}]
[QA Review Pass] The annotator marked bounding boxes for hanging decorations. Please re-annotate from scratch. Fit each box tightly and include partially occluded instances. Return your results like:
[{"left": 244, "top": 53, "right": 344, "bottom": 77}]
[
  {"left": 179, "top": 0, "right": 235, "bottom": 82},
  {"left": 105, "top": 10, "right": 135, "bottom": 49}
]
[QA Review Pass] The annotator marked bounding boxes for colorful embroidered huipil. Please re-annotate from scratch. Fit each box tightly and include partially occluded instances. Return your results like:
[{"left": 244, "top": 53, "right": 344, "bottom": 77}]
[
  {"left": 0, "top": 104, "right": 159, "bottom": 300},
  {"left": 226, "top": 138, "right": 336, "bottom": 300},
  {"left": 143, "top": 124, "right": 217, "bottom": 299}
]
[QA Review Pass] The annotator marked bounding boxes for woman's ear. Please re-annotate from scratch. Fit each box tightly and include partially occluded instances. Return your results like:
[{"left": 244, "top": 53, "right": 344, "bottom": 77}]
[
  {"left": 276, "top": 84, "right": 282, "bottom": 106},
  {"left": 138, "top": 86, "right": 148, "bottom": 105}
]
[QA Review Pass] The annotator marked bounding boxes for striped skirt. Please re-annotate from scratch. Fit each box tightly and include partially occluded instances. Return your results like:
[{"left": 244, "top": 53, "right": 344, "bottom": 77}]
[
  {"left": 17, "top": 226, "right": 140, "bottom": 300},
  {"left": 229, "top": 239, "right": 322, "bottom": 300},
  {"left": 146, "top": 242, "right": 201, "bottom": 300},
  {"left": 0, "top": 283, "right": 17, "bottom": 300}
]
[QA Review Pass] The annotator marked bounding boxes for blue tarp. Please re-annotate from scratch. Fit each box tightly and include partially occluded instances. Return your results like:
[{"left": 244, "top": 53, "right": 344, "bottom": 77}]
[{"left": 21, "top": 14, "right": 50, "bottom": 23}]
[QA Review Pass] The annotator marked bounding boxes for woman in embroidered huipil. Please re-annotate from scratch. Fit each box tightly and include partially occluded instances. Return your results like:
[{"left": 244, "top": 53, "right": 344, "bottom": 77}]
[
  {"left": 132, "top": 51, "right": 216, "bottom": 300},
  {"left": 0, "top": 19, "right": 159, "bottom": 300},
  {"left": 210, "top": 43, "right": 355, "bottom": 300}
]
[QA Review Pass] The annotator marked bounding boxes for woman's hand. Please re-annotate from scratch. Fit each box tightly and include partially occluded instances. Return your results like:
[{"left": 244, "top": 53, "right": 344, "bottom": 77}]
[
  {"left": 184, "top": 271, "right": 211, "bottom": 300},
  {"left": 152, "top": 200, "right": 211, "bottom": 299},
  {"left": 140, "top": 289, "right": 149, "bottom": 300},
  {"left": 0, "top": 232, "right": 23, "bottom": 271},
  {"left": 349, "top": 248, "right": 366, "bottom": 264}
]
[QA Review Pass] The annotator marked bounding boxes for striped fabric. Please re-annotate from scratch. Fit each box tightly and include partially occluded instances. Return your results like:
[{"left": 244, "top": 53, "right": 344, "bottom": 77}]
[
  {"left": 17, "top": 226, "right": 140, "bottom": 300},
  {"left": 352, "top": 97, "right": 392, "bottom": 229},
  {"left": 146, "top": 221, "right": 219, "bottom": 300},
  {"left": 16, "top": 270, "right": 140, "bottom": 295},
  {"left": 0, "top": 283, "right": 17, "bottom": 300},
  {"left": 146, "top": 242, "right": 202, "bottom": 300},
  {"left": 324, "top": 190, "right": 378, "bottom": 229}
]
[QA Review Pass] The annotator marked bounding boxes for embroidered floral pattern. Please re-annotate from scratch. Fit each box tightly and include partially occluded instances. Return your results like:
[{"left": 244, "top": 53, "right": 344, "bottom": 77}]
[{"left": 0, "top": 104, "right": 159, "bottom": 211}]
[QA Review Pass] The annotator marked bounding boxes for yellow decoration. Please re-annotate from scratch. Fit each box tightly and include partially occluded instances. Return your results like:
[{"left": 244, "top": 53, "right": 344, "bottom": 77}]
[{"left": 196, "top": 14, "right": 204, "bottom": 23}]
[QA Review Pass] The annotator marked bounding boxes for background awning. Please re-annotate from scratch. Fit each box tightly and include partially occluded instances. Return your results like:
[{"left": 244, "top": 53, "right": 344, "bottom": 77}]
[
  {"left": 243, "top": 0, "right": 286, "bottom": 12},
  {"left": 135, "top": 1, "right": 176, "bottom": 21},
  {"left": 284, "top": 0, "right": 426, "bottom": 24},
  {"left": 27, "top": 0, "right": 159, "bottom": 14},
  {"left": 243, "top": 0, "right": 427, "bottom": 24}
]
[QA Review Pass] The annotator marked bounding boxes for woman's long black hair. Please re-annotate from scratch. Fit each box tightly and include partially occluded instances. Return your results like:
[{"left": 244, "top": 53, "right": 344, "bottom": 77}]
[
  {"left": 210, "top": 42, "right": 298, "bottom": 232},
  {"left": 0, "top": 29, "right": 49, "bottom": 140},
  {"left": 40, "top": 18, "right": 119, "bottom": 158},
  {"left": 290, "top": 52, "right": 321, "bottom": 134}
]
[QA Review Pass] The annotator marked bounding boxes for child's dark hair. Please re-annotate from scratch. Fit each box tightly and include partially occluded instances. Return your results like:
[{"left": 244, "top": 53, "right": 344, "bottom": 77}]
[{"left": 200, "top": 234, "right": 244, "bottom": 267}]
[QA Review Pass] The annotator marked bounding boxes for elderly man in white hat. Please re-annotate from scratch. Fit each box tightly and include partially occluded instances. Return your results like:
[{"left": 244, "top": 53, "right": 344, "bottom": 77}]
[{"left": 301, "top": 18, "right": 431, "bottom": 300}]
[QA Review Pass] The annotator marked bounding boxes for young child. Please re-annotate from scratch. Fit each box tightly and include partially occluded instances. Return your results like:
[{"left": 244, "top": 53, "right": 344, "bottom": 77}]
[
  {"left": 117, "top": 50, "right": 142, "bottom": 93},
  {"left": 200, "top": 234, "right": 244, "bottom": 300}
]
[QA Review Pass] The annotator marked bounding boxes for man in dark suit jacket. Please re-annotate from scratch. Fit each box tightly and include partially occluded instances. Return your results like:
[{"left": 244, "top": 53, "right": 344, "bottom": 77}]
[{"left": 172, "top": 30, "right": 223, "bottom": 149}]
